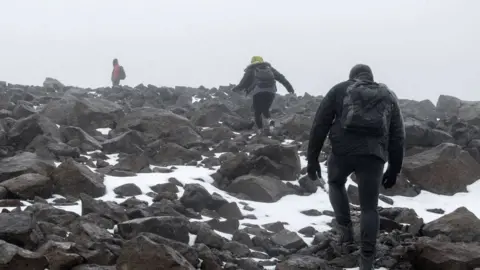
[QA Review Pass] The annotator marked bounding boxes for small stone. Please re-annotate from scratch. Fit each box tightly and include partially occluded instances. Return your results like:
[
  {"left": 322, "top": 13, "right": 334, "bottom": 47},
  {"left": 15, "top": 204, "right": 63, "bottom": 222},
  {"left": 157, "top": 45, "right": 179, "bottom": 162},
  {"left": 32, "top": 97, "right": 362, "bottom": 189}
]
[
  {"left": 243, "top": 205, "right": 255, "bottom": 211},
  {"left": 152, "top": 167, "right": 174, "bottom": 173},
  {"left": 263, "top": 221, "right": 286, "bottom": 233},
  {"left": 113, "top": 183, "right": 142, "bottom": 197},
  {"left": 426, "top": 208, "right": 445, "bottom": 214},
  {"left": 379, "top": 194, "right": 394, "bottom": 205},
  {"left": 301, "top": 209, "right": 323, "bottom": 216},
  {"left": 298, "top": 226, "right": 318, "bottom": 237}
]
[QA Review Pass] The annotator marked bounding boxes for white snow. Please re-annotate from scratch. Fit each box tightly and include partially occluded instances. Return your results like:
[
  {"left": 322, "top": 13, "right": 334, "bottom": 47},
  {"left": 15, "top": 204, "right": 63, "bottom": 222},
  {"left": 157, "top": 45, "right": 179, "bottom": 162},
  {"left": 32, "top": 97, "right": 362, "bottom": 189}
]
[
  {"left": 282, "top": 139, "right": 295, "bottom": 145},
  {"left": 192, "top": 96, "right": 202, "bottom": 103},
  {"left": 2, "top": 147, "right": 478, "bottom": 270},
  {"left": 96, "top": 128, "right": 111, "bottom": 135},
  {"left": 27, "top": 156, "right": 480, "bottom": 229}
]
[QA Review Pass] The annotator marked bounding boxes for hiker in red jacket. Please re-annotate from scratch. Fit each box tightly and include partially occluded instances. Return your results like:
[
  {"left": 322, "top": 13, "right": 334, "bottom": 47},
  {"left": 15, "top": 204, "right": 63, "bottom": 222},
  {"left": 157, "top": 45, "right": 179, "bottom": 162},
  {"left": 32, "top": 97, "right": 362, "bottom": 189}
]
[{"left": 111, "top": 59, "right": 126, "bottom": 87}]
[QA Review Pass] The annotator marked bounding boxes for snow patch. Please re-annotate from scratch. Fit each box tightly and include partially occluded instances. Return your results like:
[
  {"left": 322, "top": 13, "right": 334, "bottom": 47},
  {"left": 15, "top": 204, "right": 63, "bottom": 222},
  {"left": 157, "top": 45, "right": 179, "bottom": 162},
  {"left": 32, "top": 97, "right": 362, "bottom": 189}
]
[{"left": 96, "top": 128, "right": 111, "bottom": 135}]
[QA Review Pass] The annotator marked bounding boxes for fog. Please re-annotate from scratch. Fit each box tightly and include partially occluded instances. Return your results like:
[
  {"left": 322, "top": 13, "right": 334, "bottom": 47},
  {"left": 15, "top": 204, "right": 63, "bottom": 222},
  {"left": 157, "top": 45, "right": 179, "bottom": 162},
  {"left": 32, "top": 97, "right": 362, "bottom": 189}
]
[{"left": 0, "top": 0, "right": 479, "bottom": 103}]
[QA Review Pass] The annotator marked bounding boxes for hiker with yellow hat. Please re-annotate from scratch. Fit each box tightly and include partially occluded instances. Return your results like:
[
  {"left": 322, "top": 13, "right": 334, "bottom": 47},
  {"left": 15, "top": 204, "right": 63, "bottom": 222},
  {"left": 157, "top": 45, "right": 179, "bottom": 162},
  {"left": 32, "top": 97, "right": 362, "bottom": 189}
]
[{"left": 232, "top": 56, "right": 295, "bottom": 135}]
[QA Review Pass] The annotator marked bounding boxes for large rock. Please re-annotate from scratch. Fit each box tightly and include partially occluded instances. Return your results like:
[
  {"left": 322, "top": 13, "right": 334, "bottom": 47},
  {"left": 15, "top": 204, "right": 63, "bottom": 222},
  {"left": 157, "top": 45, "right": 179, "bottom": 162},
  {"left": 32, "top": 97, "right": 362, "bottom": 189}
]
[
  {"left": 12, "top": 102, "right": 36, "bottom": 120},
  {"left": 117, "top": 235, "right": 195, "bottom": 270},
  {"left": 52, "top": 158, "right": 106, "bottom": 198},
  {"left": 101, "top": 130, "right": 145, "bottom": 154},
  {"left": 436, "top": 95, "right": 480, "bottom": 125},
  {"left": 43, "top": 77, "right": 65, "bottom": 90},
  {"left": 7, "top": 114, "right": 61, "bottom": 149},
  {"left": 200, "top": 126, "right": 235, "bottom": 143},
  {"left": 0, "top": 173, "right": 53, "bottom": 200},
  {"left": 115, "top": 107, "right": 196, "bottom": 141},
  {"left": 399, "top": 99, "right": 438, "bottom": 121},
  {"left": 25, "top": 203, "right": 79, "bottom": 227},
  {"left": 191, "top": 103, "right": 235, "bottom": 127},
  {"left": 422, "top": 207, "right": 480, "bottom": 242},
  {"left": 278, "top": 114, "right": 312, "bottom": 140},
  {"left": 0, "top": 239, "right": 48, "bottom": 269},
  {"left": 60, "top": 126, "right": 102, "bottom": 152},
  {"left": 112, "top": 153, "right": 149, "bottom": 172},
  {"left": 276, "top": 255, "right": 333, "bottom": 270},
  {"left": 0, "top": 152, "right": 55, "bottom": 182},
  {"left": 412, "top": 237, "right": 480, "bottom": 270},
  {"left": 163, "top": 126, "right": 204, "bottom": 148},
  {"left": 221, "top": 114, "right": 255, "bottom": 131},
  {"left": 67, "top": 220, "right": 114, "bottom": 248},
  {"left": 0, "top": 212, "right": 42, "bottom": 250},
  {"left": 117, "top": 217, "right": 190, "bottom": 243},
  {"left": 80, "top": 193, "right": 128, "bottom": 224},
  {"left": 402, "top": 143, "right": 480, "bottom": 195},
  {"left": 194, "top": 226, "right": 226, "bottom": 249},
  {"left": 41, "top": 94, "right": 124, "bottom": 132},
  {"left": 135, "top": 233, "right": 198, "bottom": 265},
  {"left": 271, "top": 229, "right": 307, "bottom": 250},
  {"left": 36, "top": 240, "right": 83, "bottom": 270},
  {"left": 226, "top": 175, "right": 296, "bottom": 202},
  {"left": 404, "top": 118, "right": 453, "bottom": 148},
  {"left": 179, "top": 184, "right": 212, "bottom": 212},
  {"left": 216, "top": 153, "right": 252, "bottom": 181},
  {"left": 26, "top": 135, "right": 81, "bottom": 160},
  {"left": 251, "top": 144, "right": 301, "bottom": 181},
  {"left": 147, "top": 142, "right": 202, "bottom": 166}
]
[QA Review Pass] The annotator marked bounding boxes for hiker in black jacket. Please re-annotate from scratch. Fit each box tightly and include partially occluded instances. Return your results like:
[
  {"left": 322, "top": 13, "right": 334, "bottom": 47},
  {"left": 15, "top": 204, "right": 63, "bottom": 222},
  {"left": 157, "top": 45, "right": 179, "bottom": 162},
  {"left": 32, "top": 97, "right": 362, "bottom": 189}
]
[
  {"left": 306, "top": 64, "right": 405, "bottom": 269},
  {"left": 232, "top": 56, "right": 294, "bottom": 134}
]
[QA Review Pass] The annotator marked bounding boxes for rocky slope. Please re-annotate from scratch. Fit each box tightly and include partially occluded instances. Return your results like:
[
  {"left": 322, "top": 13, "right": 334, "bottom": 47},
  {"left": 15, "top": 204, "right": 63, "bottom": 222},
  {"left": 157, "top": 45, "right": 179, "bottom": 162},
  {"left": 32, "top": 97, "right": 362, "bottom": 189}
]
[{"left": 0, "top": 79, "right": 478, "bottom": 269}]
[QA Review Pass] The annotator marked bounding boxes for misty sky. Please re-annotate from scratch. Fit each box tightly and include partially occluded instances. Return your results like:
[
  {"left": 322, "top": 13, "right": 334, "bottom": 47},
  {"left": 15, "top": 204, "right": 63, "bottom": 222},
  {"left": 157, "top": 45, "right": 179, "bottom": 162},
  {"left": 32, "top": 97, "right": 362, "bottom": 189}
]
[{"left": 0, "top": 0, "right": 479, "bottom": 103}]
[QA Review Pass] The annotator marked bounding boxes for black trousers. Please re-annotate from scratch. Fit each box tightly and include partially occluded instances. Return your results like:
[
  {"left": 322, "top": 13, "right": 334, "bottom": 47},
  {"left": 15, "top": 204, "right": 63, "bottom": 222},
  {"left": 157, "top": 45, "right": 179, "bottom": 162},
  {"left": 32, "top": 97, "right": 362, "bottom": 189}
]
[
  {"left": 252, "top": 92, "right": 275, "bottom": 129},
  {"left": 327, "top": 154, "right": 385, "bottom": 258}
]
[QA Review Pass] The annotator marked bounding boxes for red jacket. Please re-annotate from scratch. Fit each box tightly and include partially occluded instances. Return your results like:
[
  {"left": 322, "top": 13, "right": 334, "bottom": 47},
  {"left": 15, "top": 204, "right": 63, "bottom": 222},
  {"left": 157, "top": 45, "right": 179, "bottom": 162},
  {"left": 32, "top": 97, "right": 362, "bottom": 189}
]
[{"left": 112, "top": 64, "right": 121, "bottom": 82}]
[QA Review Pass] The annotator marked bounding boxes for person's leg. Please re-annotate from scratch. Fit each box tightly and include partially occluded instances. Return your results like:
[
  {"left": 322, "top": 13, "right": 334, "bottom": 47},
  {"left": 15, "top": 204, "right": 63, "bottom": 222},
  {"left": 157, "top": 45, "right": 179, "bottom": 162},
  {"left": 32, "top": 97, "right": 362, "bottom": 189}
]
[
  {"left": 327, "top": 154, "right": 355, "bottom": 242},
  {"left": 261, "top": 92, "right": 276, "bottom": 127},
  {"left": 353, "top": 156, "right": 385, "bottom": 268},
  {"left": 252, "top": 94, "right": 264, "bottom": 129}
]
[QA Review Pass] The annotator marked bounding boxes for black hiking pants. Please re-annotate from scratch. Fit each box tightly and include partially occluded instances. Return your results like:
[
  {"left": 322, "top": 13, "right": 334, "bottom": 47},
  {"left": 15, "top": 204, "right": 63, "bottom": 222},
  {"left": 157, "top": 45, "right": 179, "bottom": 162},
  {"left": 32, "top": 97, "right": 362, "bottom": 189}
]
[
  {"left": 327, "top": 154, "right": 385, "bottom": 258},
  {"left": 252, "top": 92, "right": 275, "bottom": 129}
]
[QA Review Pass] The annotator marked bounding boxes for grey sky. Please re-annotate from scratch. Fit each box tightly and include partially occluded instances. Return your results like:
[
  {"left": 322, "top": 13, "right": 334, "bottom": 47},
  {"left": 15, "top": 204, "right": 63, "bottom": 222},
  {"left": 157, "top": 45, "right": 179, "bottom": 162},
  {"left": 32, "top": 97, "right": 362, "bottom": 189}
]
[{"left": 0, "top": 0, "right": 478, "bottom": 103}]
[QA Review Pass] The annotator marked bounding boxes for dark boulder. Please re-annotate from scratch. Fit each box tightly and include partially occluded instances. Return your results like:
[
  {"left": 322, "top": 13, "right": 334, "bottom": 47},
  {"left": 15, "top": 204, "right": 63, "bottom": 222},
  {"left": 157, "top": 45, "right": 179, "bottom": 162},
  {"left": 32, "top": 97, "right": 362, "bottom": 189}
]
[{"left": 402, "top": 143, "right": 480, "bottom": 195}]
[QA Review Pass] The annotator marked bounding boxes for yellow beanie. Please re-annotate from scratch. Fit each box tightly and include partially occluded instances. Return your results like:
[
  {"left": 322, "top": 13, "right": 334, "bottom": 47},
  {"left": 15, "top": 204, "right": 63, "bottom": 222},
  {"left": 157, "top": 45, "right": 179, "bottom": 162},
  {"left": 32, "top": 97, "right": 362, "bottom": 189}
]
[{"left": 251, "top": 56, "right": 264, "bottom": 64}]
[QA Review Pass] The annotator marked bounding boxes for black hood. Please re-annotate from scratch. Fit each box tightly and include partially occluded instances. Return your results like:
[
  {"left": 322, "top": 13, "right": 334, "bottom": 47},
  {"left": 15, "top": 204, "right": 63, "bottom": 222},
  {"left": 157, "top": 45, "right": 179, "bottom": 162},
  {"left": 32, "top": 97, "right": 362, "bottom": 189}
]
[{"left": 349, "top": 64, "right": 374, "bottom": 81}]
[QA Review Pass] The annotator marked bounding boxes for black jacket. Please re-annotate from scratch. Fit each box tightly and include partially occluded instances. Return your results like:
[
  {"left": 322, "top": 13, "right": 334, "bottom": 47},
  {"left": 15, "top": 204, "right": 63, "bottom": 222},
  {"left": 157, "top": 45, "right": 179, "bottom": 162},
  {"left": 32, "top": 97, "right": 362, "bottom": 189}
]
[
  {"left": 307, "top": 75, "right": 405, "bottom": 175},
  {"left": 233, "top": 62, "right": 294, "bottom": 95}
]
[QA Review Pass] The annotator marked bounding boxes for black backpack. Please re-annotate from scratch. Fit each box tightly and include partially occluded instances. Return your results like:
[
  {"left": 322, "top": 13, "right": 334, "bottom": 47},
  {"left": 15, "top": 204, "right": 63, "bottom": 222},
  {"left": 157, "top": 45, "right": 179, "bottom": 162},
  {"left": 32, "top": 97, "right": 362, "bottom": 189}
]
[
  {"left": 340, "top": 80, "right": 393, "bottom": 137},
  {"left": 119, "top": 66, "right": 126, "bottom": 80},
  {"left": 254, "top": 65, "right": 275, "bottom": 87}
]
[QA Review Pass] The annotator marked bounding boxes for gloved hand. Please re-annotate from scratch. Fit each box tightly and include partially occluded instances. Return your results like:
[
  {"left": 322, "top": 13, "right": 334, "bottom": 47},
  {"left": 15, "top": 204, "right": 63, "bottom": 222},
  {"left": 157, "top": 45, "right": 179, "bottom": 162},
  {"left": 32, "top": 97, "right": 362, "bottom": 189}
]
[
  {"left": 382, "top": 169, "right": 397, "bottom": 189},
  {"left": 307, "top": 162, "right": 322, "bottom": 181}
]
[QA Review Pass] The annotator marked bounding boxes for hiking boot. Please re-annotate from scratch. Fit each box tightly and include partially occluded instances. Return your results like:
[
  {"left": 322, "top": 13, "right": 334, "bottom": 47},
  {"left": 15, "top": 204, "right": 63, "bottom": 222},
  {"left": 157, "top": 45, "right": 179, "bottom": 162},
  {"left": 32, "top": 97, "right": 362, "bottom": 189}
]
[
  {"left": 267, "top": 118, "right": 275, "bottom": 127},
  {"left": 337, "top": 223, "right": 354, "bottom": 244},
  {"left": 359, "top": 254, "right": 374, "bottom": 270}
]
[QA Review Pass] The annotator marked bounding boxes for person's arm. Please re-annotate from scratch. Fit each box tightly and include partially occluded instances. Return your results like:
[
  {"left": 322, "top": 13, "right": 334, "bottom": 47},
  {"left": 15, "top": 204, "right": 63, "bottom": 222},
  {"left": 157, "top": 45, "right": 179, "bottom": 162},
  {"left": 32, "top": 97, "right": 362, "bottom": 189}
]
[
  {"left": 307, "top": 87, "right": 337, "bottom": 164},
  {"left": 232, "top": 68, "right": 254, "bottom": 92},
  {"left": 387, "top": 92, "right": 406, "bottom": 175},
  {"left": 271, "top": 67, "right": 294, "bottom": 93}
]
